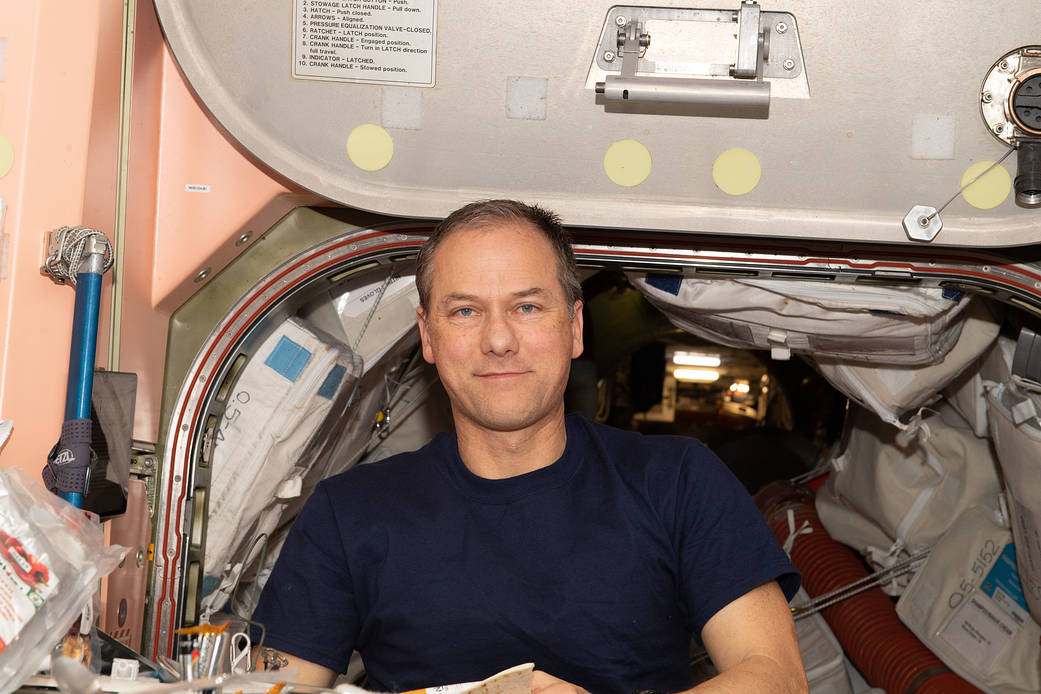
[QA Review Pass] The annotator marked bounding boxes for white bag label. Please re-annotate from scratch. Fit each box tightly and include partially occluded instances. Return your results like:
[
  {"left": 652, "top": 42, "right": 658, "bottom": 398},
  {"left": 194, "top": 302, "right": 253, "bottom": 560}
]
[
  {"left": 0, "top": 532, "right": 55, "bottom": 652},
  {"left": 980, "top": 542, "right": 1032, "bottom": 628},
  {"left": 939, "top": 591, "right": 1018, "bottom": 671},
  {"left": 336, "top": 275, "right": 416, "bottom": 319}
]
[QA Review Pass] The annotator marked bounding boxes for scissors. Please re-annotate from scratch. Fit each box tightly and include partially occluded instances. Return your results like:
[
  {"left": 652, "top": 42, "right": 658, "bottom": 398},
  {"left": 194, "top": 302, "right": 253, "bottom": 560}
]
[{"left": 229, "top": 631, "right": 252, "bottom": 674}]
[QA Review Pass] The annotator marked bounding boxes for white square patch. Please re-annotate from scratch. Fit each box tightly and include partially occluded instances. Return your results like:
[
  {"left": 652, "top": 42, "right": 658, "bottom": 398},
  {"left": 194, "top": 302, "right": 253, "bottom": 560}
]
[
  {"left": 506, "top": 77, "right": 548, "bottom": 120},
  {"left": 382, "top": 88, "right": 423, "bottom": 130},
  {"left": 911, "top": 114, "right": 956, "bottom": 160}
]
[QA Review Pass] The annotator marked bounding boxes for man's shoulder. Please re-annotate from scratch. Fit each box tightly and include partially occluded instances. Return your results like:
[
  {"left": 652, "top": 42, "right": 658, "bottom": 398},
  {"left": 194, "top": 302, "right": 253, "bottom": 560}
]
[
  {"left": 571, "top": 413, "right": 718, "bottom": 469},
  {"left": 319, "top": 432, "right": 453, "bottom": 497}
]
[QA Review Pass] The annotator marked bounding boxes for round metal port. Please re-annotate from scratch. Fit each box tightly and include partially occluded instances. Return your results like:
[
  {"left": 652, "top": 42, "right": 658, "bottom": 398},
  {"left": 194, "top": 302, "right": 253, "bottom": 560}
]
[{"left": 1010, "top": 69, "right": 1041, "bottom": 135}]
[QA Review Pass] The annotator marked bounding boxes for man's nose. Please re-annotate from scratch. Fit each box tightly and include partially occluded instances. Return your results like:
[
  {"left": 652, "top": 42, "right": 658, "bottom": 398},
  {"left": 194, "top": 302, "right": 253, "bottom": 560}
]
[{"left": 481, "top": 310, "right": 518, "bottom": 355}]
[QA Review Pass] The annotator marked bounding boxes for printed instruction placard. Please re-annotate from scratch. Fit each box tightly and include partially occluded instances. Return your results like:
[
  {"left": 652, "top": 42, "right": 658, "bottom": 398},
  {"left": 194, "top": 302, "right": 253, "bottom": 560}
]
[{"left": 293, "top": 0, "right": 437, "bottom": 86}]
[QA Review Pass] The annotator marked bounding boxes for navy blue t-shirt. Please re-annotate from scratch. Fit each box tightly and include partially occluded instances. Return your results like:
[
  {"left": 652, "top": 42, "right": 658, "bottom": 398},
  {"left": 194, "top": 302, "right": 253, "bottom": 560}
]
[{"left": 252, "top": 414, "right": 799, "bottom": 693}]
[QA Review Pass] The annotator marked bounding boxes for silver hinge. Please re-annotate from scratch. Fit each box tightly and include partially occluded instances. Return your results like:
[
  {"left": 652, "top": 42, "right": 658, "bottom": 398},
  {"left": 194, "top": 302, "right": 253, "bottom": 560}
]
[{"left": 130, "top": 451, "right": 160, "bottom": 518}]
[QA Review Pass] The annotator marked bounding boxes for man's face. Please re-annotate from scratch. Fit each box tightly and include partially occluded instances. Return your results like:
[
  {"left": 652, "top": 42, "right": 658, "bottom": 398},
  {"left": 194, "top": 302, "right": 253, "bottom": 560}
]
[{"left": 417, "top": 222, "right": 583, "bottom": 435}]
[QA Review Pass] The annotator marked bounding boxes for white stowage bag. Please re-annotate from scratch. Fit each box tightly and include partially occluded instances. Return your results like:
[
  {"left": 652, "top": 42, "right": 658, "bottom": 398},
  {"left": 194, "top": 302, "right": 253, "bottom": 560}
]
[
  {"left": 628, "top": 274, "right": 971, "bottom": 363},
  {"left": 300, "top": 274, "right": 421, "bottom": 374},
  {"left": 896, "top": 506, "right": 1041, "bottom": 694},
  {"left": 791, "top": 589, "right": 854, "bottom": 694},
  {"left": 944, "top": 334, "right": 1016, "bottom": 437},
  {"left": 812, "top": 300, "right": 1000, "bottom": 430},
  {"left": 986, "top": 378, "right": 1041, "bottom": 625},
  {"left": 0, "top": 467, "right": 125, "bottom": 694},
  {"left": 815, "top": 404, "right": 1002, "bottom": 590},
  {"left": 202, "top": 318, "right": 362, "bottom": 615}
]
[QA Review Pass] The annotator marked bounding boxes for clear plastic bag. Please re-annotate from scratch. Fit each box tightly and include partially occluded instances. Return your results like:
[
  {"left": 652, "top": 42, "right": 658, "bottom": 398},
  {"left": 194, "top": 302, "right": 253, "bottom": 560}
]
[{"left": 0, "top": 466, "right": 125, "bottom": 694}]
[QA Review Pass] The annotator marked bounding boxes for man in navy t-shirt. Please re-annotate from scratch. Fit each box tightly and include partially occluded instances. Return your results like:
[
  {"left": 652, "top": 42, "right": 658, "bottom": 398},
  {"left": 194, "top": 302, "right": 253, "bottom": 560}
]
[{"left": 252, "top": 200, "right": 807, "bottom": 693}]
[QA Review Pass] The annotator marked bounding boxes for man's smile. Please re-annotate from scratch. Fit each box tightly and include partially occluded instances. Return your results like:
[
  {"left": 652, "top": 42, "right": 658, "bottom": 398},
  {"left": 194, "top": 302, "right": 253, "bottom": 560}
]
[{"left": 475, "top": 370, "right": 530, "bottom": 379}]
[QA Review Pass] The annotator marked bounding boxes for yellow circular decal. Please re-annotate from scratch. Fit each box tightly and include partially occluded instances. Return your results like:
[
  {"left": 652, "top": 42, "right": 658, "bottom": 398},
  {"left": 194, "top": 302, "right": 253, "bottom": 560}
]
[
  {"left": 712, "top": 148, "right": 761, "bottom": 196},
  {"left": 346, "top": 124, "right": 394, "bottom": 172},
  {"left": 0, "top": 134, "right": 14, "bottom": 179},
  {"left": 960, "top": 161, "right": 1011, "bottom": 210},
  {"left": 603, "top": 139, "right": 652, "bottom": 187}
]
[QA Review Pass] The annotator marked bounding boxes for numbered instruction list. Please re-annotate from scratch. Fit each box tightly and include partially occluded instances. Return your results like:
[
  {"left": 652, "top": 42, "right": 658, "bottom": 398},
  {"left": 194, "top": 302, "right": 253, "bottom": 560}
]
[{"left": 294, "top": 0, "right": 437, "bottom": 86}]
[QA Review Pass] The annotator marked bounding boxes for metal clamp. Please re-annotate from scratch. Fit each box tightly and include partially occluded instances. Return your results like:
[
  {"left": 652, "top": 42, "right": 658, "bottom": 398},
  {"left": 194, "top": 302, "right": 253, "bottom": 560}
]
[
  {"left": 41, "top": 226, "right": 114, "bottom": 285},
  {"left": 593, "top": 2, "right": 802, "bottom": 118}
]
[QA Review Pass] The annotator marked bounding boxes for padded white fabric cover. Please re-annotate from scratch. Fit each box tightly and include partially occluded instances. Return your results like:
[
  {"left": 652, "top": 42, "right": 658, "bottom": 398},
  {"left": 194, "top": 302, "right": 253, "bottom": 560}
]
[
  {"left": 987, "top": 379, "right": 1041, "bottom": 625},
  {"left": 300, "top": 274, "right": 420, "bottom": 373},
  {"left": 629, "top": 274, "right": 970, "bottom": 364},
  {"left": 896, "top": 506, "right": 1041, "bottom": 694},
  {"left": 816, "top": 405, "right": 1002, "bottom": 585},
  {"left": 202, "top": 318, "right": 362, "bottom": 613},
  {"left": 944, "top": 335, "right": 1015, "bottom": 438},
  {"left": 791, "top": 589, "right": 854, "bottom": 694},
  {"left": 813, "top": 301, "right": 999, "bottom": 429}
]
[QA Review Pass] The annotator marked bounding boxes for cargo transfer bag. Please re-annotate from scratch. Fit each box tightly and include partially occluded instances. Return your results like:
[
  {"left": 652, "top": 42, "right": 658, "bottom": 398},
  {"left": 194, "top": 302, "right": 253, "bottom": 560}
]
[
  {"left": 812, "top": 301, "right": 1000, "bottom": 430},
  {"left": 816, "top": 405, "right": 1002, "bottom": 585},
  {"left": 986, "top": 378, "right": 1041, "bottom": 625},
  {"left": 944, "top": 335, "right": 1015, "bottom": 438},
  {"left": 791, "top": 588, "right": 854, "bottom": 694},
  {"left": 299, "top": 274, "right": 421, "bottom": 373},
  {"left": 896, "top": 506, "right": 1041, "bottom": 694},
  {"left": 629, "top": 274, "right": 971, "bottom": 364},
  {"left": 203, "top": 318, "right": 362, "bottom": 613}
]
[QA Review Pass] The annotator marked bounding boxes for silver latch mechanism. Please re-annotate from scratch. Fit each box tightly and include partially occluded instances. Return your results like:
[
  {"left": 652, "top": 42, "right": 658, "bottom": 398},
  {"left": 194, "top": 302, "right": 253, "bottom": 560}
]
[
  {"left": 593, "top": 2, "right": 803, "bottom": 118},
  {"left": 732, "top": 0, "right": 764, "bottom": 79}
]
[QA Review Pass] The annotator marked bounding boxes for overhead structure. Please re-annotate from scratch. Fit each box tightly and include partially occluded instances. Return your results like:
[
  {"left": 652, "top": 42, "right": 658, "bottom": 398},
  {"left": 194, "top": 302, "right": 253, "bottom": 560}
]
[{"left": 154, "top": 1, "right": 1041, "bottom": 246}]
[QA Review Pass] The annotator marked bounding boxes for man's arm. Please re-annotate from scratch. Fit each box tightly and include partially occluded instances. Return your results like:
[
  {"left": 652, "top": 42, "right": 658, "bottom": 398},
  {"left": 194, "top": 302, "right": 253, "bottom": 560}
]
[
  {"left": 693, "top": 580, "right": 807, "bottom": 693},
  {"left": 531, "top": 581, "right": 806, "bottom": 694},
  {"left": 253, "top": 646, "right": 337, "bottom": 687}
]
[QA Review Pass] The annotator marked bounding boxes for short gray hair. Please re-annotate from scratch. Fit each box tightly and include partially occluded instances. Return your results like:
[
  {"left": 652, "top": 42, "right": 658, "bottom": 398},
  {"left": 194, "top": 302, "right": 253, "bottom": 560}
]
[{"left": 415, "top": 200, "right": 583, "bottom": 317}]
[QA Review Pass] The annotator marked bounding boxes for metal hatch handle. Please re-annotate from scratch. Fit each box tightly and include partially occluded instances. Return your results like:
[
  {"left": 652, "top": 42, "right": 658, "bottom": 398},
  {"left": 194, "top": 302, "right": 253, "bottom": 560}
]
[{"left": 594, "top": 1, "right": 771, "bottom": 118}]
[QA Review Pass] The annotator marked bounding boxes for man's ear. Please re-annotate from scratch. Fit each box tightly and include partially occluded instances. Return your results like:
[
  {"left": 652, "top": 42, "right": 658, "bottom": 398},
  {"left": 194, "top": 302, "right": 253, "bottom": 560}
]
[
  {"left": 570, "top": 301, "right": 584, "bottom": 359},
  {"left": 417, "top": 307, "right": 436, "bottom": 364}
]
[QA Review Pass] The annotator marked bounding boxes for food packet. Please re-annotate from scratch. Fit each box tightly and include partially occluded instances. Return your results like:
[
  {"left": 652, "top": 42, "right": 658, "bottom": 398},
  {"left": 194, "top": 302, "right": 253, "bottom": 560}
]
[{"left": 0, "top": 466, "right": 125, "bottom": 693}]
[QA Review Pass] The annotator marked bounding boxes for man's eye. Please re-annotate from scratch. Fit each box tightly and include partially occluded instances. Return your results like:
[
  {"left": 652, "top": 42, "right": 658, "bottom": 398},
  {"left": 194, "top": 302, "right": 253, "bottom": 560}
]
[
  {"left": 455, "top": 307, "right": 475, "bottom": 317},
  {"left": 519, "top": 304, "right": 537, "bottom": 314}
]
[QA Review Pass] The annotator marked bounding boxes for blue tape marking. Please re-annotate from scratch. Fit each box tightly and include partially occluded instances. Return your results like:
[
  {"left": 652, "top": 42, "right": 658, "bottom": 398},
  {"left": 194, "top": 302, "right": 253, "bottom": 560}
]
[
  {"left": 868, "top": 309, "right": 905, "bottom": 317},
  {"left": 981, "top": 542, "right": 1029, "bottom": 613},
  {"left": 317, "top": 364, "right": 347, "bottom": 400},
  {"left": 202, "top": 575, "right": 221, "bottom": 596},
  {"left": 264, "top": 336, "right": 311, "bottom": 382},
  {"left": 942, "top": 288, "right": 965, "bottom": 301},
  {"left": 645, "top": 275, "right": 682, "bottom": 295}
]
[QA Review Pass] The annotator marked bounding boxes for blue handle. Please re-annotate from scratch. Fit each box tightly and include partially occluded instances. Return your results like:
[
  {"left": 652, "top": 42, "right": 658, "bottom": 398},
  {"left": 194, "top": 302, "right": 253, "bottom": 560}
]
[
  {"left": 59, "top": 271, "right": 103, "bottom": 506},
  {"left": 65, "top": 272, "right": 102, "bottom": 421},
  {"left": 59, "top": 491, "right": 84, "bottom": 506}
]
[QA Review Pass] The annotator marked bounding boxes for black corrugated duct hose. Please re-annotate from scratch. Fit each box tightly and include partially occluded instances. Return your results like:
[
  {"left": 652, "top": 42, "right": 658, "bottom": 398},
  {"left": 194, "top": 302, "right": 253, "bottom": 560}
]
[{"left": 1015, "top": 140, "right": 1041, "bottom": 208}]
